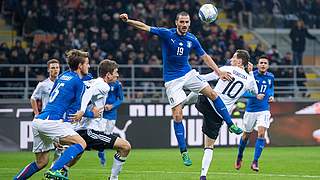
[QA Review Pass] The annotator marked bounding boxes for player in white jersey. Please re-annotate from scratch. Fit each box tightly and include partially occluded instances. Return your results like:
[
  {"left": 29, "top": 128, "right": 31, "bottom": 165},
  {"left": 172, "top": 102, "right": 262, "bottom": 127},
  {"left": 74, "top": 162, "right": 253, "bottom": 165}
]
[
  {"left": 30, "top": 59, "right": 60, "bottom": 115},
  {"left": 184, "top": 50, "right": 264, "bottom": 180},
  {"left": 70, "top": 60, "right": 131, "bottom": 180}
]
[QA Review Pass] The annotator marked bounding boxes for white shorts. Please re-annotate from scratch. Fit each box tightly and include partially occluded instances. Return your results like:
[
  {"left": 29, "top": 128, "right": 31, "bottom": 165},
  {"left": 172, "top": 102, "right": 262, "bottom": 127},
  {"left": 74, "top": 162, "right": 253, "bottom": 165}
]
[
  {"left": 32, "top": 119, "right": 78, "bottom": 153},
  {"left": 164, "top": 69, "right": 209, "bottom": 107},
  {"left": 242, "top": 111, "right": 271, "bottom": 132}
]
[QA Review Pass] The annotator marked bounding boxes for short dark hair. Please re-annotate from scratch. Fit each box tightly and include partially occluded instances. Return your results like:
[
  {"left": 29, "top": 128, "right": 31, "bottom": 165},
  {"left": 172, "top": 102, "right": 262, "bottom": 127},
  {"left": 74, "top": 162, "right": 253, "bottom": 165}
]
[
  {"left": 47, "top": 59, "right": 60, "bottom": 68},
  {"left": 175, "top": 11, "right": 189, "bottom": 21},
  {"left": 258, "top": 55, "right": 269, "bottom": 64},
  {"left": 99, "top": 59, "right": 119, "bottom": 78},
  {"left": 236, "top": 49, "right": 250, "bottom": 67},
  {"left": 65, "top": 49, "right": 89, "bottom": 71}
]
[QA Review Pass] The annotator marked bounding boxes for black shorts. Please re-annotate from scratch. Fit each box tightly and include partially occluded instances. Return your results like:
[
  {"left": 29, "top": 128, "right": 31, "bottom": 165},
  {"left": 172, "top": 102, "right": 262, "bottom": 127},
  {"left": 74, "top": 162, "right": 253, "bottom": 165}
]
[
  {"left": 76, "top": 129, "right": 118, "bottom": 151},
  {"left": 195, "top": 95, "right": 223, "bottom": 140}
]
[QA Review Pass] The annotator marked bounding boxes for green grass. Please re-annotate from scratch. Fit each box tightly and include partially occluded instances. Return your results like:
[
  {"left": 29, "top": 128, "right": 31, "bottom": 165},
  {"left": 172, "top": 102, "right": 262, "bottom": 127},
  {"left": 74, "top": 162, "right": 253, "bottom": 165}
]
[{"left": 2, "top": 147, "right": 320, "bottom": 180}]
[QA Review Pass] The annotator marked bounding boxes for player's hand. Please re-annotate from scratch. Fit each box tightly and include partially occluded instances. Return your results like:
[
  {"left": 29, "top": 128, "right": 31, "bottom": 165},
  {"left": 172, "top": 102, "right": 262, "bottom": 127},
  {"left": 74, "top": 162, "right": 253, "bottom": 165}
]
[
  {"left": 256, "top": 94, "right": 265, "bottom": 100},
  {"left": 268, "top": 96, "right": 274, "bottom": 102},
  {"left": 219, "top": 71, "right": 233, "bottom": 81},
  {"left": 104, "top": 104, "right": 113, "bottom": 111},
  {"left": 92, "top": 106, "right": 104, "bottom": 118},
  {"left": 247, "top": 62, "right": 253, "bottom": 72},
  {"left": 69, "top": 111, "right": 85, "bottom": 123},
  {"left": 119, "top": 13, "right": 129, "bottom": 22}
]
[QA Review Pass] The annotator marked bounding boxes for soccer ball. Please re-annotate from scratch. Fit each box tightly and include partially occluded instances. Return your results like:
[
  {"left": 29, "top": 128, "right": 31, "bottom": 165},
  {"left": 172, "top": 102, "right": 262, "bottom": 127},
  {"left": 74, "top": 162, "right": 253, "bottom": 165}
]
[{"left": 198, "top": 4, "right": 218, "bottom": 23}]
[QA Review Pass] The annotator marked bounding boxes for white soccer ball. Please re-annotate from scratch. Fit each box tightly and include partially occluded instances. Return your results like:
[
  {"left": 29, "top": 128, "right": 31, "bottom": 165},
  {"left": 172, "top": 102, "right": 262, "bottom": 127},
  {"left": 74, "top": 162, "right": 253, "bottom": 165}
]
[{"left": 198, "top": 4, "right": 218, "bottom": 23}]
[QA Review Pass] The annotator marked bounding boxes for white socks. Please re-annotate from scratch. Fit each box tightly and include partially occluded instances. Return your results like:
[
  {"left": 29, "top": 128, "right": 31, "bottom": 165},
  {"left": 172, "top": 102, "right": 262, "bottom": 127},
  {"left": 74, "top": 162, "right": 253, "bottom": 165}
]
[
  {"left": 110, "top": 153, "right": 126, "bottom": 179},
  {"left": 200, "top": 148, "right": 213, "bottom": 176}
]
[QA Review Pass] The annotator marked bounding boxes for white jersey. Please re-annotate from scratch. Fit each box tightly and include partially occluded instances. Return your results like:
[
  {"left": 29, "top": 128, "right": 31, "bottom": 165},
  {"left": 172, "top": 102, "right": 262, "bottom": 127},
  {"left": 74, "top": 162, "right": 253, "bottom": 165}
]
[
  {"left": 78, "top": 77, "right": 110, "bottom": 131},
  {"left": 213, "top": 66, "right": 258, "bottom": 112},
  {"left": 30, "top": 78, "right": 54, "bottom": 109}
]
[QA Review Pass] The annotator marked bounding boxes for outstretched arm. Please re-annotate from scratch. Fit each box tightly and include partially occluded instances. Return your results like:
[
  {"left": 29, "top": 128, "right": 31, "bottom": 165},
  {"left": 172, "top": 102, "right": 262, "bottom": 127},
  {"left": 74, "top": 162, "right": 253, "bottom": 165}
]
[
  {"left": 201, "top": 54, "right": 233, "bottom": 81},
  {"left": 120, "top": 13, "right": 151, "bottom": 32}
]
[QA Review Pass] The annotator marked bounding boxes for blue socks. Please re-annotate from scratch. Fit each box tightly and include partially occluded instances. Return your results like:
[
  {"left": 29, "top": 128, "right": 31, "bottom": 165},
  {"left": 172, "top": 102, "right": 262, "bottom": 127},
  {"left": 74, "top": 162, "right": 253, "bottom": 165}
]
[
  {"left": 254, "top": 138, "right": 265, "bottom": 162},
  {"left": 237, "top": 138, "right": 248, "bottom": 160},
  {"left": 14, "top": 161, "right": 40, "bottom": 179},
  {"left": 98, "top": 150, "right": 106, "bottom": 166},
  {"left": 212, "top": 97, "right": 233, "bottom": 127},
  {"left": 173, "top": 121, "right": 187, "bottom": 153},
  {"left": 51, "top": 144, "right": 84, "bottom": 171}
]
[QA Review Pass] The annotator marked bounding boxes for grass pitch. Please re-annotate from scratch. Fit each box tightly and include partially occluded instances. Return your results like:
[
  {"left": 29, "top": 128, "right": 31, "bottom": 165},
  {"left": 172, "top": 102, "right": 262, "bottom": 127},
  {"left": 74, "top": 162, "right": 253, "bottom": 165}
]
[{"left": 1, "top": 146, "right": 319, "bottom": 180}]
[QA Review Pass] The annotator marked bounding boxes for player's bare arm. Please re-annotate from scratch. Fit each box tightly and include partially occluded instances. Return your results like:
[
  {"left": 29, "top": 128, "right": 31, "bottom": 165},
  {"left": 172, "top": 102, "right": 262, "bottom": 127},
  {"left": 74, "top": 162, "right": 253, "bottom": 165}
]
[
  {"left": 119, "top": 13, "right": 151, "bottom": 32},
  {"left": 201, "top": 54, "right": 233, "bottom": 81},
  {"left": 30, "top": 98, "right": 40, "bottom": 115}
]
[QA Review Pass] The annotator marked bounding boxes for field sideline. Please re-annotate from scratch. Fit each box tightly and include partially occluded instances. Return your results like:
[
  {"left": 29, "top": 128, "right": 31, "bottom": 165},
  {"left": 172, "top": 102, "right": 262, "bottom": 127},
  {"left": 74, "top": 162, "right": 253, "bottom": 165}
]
[{"left": 1, "top": 146, "right": 319, "bottom": 180}]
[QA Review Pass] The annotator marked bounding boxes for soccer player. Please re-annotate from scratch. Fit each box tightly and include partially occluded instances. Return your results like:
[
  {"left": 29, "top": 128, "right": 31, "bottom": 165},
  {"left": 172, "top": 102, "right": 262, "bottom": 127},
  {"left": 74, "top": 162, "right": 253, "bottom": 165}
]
[
  {"left": 98, "top": 79, "right": 124, "bottom": 166},
  {"left": 70, "top": 59, "right": 131, "bottom": 180},
  {"left": 30, "top": 59, "right": 60, "bottom": 115},
  {"left": 14, "top": 49, "right": 89, "bottom": 180},
  {"left": 120, "top": 12, "right": 242, "bottom": 166},
  {"left": 190, "top": 50, "right": 263, "bottom": 180},
  {"left": 235, "top": 56, "right": 274, "bottom": 172}
]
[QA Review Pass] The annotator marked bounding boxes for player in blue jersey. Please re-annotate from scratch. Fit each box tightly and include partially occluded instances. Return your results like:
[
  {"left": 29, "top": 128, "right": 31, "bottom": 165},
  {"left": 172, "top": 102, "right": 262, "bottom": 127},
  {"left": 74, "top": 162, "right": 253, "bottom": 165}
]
[
  {"left": 14, "top": 49, "right": 90, "bottom": 180},
  {"left": 98, "top": 80, "right": 124, "bottom": 166},
  {"left": 120, "top": 12, "right": 242, "bottom": 166},
  {"left": 235, "top": 56, "right": 275, "bottom": 172}
]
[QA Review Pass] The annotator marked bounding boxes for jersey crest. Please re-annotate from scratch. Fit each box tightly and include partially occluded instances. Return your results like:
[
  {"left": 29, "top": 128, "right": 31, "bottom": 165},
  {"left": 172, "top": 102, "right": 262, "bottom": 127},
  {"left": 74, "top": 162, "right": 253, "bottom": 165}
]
[{"left": 187, "top": 41, "right": 192, "bottom": 48}]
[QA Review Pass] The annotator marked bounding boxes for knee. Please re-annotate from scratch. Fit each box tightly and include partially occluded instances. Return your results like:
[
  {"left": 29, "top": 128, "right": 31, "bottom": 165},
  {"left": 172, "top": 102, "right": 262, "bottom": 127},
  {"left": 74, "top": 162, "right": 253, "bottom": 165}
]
[
  {"left": 257, "top": 132, "right": 265, "bottom": 138},
  {"left": 207, "top": 91, "right": 218, "bottom": 100},
  {"left": 172, "top": 111, "right": 183, "bottom": 121},
  {"left": 79, "top": 139, "right": 87, "bottom": 149},
  {"left": 242, "top": 132, "right": 250, "bottom": 141},
  {"left": 120, "top": 140, "right": 131, "bottom": 155},
  {"left": 36, "top": 158, "right": 48, "bottom": 169}
]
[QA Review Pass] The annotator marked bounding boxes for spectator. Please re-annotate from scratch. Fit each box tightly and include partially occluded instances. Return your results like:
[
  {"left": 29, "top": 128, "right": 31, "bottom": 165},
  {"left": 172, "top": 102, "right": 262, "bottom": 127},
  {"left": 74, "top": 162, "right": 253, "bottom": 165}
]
[
  {"left": 281, "top": 52, "right": 293, "bottom": 65},
  {"left": 289, "top": 19, "right": 318, "bottom": 65},
  {"left": 266, "top": 44, "right": 281, "bottom": 65}
]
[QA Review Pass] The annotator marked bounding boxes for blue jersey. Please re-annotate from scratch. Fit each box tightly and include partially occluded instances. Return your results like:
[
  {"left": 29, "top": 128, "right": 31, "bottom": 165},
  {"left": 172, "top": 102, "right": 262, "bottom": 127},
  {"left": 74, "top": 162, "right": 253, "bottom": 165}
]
[
  {"left": 103, "top": 80, "right": 124, "bottom": 120},
  {"left": 64, "top": 73, "right": 94, "bottom": 122},
  {"left": 150, "top": 27, "right": 205, "bottom": 82},
  {"left": 37, "top": 71, "right": 85, "bottom": 120},
  {"left": 246, "top": 70, "right": 274, "bottom": 112}
]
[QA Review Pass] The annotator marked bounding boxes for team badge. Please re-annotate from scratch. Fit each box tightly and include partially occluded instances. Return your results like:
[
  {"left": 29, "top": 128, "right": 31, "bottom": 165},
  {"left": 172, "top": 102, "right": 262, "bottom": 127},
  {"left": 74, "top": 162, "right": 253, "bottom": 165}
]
[
  {"left": 179, "top": 42, "right": 183, "bottom": 46},
  {"left": 268, "top": 79, "right": 271, "bottom": 85},
  {"left": 187, "top": 41, "right": 192, "bottom": 48}
]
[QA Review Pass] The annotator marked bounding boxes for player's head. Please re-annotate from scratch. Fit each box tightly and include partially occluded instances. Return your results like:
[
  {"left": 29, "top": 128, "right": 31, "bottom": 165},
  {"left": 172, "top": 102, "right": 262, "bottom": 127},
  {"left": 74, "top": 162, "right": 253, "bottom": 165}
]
[
  {"left": 230, "top": 50, "right": 250, "bottom": 69},
  {"left": 175, "top": 11, "right": 190, "bottom": 35},
  {"left": 47, "top": 59, "right": 60, "bottom": 78},
  {"left": 99, "top": 59, "right": 119, "bottom": 83},
  {"left": 257, "top": 55, "right": 269, "bottom": 74},
  {"left": 65, "top": 49, "right": 90, "bottom": 76}
]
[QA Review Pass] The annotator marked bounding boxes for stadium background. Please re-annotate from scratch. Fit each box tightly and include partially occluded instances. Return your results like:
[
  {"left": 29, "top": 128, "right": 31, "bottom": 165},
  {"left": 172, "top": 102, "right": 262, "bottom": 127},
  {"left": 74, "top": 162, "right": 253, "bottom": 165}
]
[{"left": 0, "top": 0, "right": 319, "bottom": 179}]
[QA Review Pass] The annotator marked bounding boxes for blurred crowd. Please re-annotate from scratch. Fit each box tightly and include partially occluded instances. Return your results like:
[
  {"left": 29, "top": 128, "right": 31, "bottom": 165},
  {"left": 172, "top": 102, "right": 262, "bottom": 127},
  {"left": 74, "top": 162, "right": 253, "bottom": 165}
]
[
  {"left": 224, "top": 0, "right": 320, "bottom": 29},
  {"left": 0, "top": 0, "right": 313, "bottom": 98}
]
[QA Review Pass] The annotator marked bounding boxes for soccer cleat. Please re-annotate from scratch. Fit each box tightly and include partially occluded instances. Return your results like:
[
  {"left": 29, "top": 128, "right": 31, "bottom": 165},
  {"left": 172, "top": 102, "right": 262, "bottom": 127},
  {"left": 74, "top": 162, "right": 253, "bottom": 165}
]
[
  {"left": 235, "top": 158, "right": 243, "bottom": 170},
  {"left": 181, "top": 151, "right": 192, "bottom": 166},
  {"left": 44, "top": 169, "right": 69, "bottom": 180},
  {"left": 60, "top": 167, "right": 69, "bottom": 178},
  {"left": 98, "top": 151, "right": 106, "bottom": 166},
  {"left": 200, "top": 176, "right": 207, "bottom": 180},
  {"left": 251, "top": 161, "right": 259, "bottom": 172},
  {"left": 108, "top": 176, "right": 118, "bottom": 180},
  {"left": 228, "top": 124, "right": 243, "bottom": 135}
]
